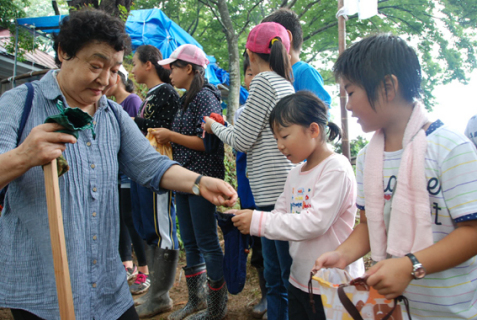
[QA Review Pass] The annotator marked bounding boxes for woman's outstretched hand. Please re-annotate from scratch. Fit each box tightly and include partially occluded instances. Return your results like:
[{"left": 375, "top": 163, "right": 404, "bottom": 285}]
[{"left": 200, "top": 176, "right": 237, "bottom": 207}]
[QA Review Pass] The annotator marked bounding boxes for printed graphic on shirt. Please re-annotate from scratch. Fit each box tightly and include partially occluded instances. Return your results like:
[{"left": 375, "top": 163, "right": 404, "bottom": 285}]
[
  {"left": 356, "top": 124, "right": 477, "bottom": 319},
  {"left": 290, "top": 187, "right": 312, "bottom": 213}
]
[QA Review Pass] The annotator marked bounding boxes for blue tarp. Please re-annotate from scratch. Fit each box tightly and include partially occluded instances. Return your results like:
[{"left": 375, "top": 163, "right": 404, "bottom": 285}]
[{"left": 15, "top": 10, "right": 249, "bottom": 105}]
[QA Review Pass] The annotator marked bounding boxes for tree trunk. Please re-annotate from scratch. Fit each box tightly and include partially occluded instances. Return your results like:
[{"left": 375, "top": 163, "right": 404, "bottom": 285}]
[{"left": 216, "top": 0, "right": 240, "bottom": 123}]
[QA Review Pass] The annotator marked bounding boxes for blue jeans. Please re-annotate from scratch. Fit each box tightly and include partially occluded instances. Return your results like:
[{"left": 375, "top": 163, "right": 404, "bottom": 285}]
[
  {"left": 176, "top": 193, "right": 224, "bottom": 281},
  {"left": 258, "top": 205, "right": 293, "bottom": 320}
]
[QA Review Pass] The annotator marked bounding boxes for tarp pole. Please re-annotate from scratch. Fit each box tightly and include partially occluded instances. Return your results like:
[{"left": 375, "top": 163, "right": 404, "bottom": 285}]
[
  {"left": 338, "top": 0, "right": 350, "bottom": 160},
  {"left": 13, "top": 22, "right": 19, "bottom": 88}
]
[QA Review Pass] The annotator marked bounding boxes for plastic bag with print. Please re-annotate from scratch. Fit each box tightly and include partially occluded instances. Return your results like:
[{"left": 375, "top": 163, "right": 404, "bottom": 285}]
[{"left": 309, "top": 268, "right": 411, "bottom": 320}]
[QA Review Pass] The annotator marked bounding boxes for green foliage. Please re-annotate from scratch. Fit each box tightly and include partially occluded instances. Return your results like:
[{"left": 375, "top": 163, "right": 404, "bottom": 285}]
[
  {"left": 334, "top": 135, "right": 369, "bottom": 159},
  {"left": 132, "top": 0, "right": 477, "bottom": 109}
]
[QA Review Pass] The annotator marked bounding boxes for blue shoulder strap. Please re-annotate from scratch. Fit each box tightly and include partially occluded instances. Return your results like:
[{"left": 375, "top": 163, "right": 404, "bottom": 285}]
[
  {"left": 17, "top": 82, "right": 35, "bottom": 146},
  {"left": 1, "top": 82, "right": 35, "bottom": 206},
  {"left": 107, "top": 100, "right": 121, "bottom": 131}
]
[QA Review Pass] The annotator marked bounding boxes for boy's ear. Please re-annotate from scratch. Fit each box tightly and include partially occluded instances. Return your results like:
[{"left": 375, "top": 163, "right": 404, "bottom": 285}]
[
  {"left": 382, "top": 75, "right": 399, "bottom": 102},
  {"left": 286, "top": 30, "right": 293, "bottom": 47}
]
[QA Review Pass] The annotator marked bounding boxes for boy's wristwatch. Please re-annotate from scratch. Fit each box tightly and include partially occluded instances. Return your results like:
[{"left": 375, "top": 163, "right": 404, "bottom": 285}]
[
  {"left": 405, "top": 253, "right": 426, "bottom": 279},
  {"left": 192, "top": 175, "right": 203, "bottom": 196}
]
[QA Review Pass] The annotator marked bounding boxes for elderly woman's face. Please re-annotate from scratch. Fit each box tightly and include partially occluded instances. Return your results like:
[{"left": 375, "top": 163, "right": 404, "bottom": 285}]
[{"left": 57, "top": 41, "right": 124, "bottom": 109}]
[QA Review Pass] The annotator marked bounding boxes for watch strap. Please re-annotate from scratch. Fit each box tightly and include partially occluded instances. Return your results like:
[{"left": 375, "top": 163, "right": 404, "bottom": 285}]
[
  {"left": 405, "top": 253, "right": 419, "bottom": 266},
  {"left": 195, "top": 175, "right": 203, "bottom": 186}
]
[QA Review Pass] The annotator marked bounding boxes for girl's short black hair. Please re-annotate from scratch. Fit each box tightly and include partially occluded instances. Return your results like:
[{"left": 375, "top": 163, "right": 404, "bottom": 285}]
[
  {"left": 135, "top": 45, "right": 171, "bottom": 84},
  {"left": 270, "top": 91, "right": 341, "bottom": 142},
  {"left": 333, "top": 33, "right": 422, "bottom": 109},
  {"left": 53, "top": 8, "right": 130, "bottom": 67}
]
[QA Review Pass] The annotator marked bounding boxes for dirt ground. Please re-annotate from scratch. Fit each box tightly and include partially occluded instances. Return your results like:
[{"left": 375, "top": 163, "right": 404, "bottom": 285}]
[{"left": 143, "top": 252, "right": 263, "bottom": 320}]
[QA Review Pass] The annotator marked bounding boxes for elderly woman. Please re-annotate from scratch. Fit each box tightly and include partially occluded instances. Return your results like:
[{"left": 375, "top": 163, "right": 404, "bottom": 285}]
[{"left": 0, "top": 9, "right": 236, "bottom": 320}]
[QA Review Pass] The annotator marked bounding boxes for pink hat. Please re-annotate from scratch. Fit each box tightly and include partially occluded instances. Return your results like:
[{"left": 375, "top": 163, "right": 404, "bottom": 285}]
[
  {"left": 158, "top": 44, "right": 209, "bottom": 69},
  {"left": 246, "top": 22, "right": 290, "bottom": 54}
]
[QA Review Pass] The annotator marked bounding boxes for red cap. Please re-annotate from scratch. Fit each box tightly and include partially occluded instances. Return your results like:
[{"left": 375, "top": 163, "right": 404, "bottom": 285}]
[
  {"left": 158, "top": 44, "right": 209, "bottom": 69},
  {"left": 245, "top": 22, "right": 290, "bottom": 54}
]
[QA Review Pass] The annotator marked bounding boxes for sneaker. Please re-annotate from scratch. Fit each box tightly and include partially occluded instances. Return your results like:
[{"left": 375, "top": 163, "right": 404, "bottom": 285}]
[
  {"left": 130, "top": 272, "right": 150, "bottom": 295},
  {"left": 125, "top": 265, "right": 138, "bottom": 282}
]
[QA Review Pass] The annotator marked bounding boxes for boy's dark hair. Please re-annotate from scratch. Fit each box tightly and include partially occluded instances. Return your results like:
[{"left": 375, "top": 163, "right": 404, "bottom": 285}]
[
  {"left": 53, "top": 9, "right": 130, "bottom": 67},
  {"left": 333, "top": 33, "right": 422, "bottom": 109},
  {"left": 270, "top": 91, "right": 341, "bottom": 142},
  {"left": 243, "top": 52, "right": 251, "bottom": 75},
  {"left": 262, "top": 8, "right": 303, "bottom": 52},
  {"left": 135, "top": 45, "right": 171, "bottom": 84},
  {"left": 254, "top": 38, "right": 293, "bottom": 83},
  {"left": 171, "top": 59, "right": 205, "bottom": 111}
]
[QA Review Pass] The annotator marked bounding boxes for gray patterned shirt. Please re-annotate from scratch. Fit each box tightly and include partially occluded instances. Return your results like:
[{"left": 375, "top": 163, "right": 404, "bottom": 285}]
[{"left": 0, "top": 71, "right": 177, "bottom": 319}]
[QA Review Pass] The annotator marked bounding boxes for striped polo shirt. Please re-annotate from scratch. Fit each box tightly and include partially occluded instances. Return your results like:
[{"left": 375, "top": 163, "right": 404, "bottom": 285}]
[
  {"left": 212, "top": 71, "right": 295, "bottom": 207},
  {"left": 356, "top": 121, "right": 477, "bottom": 319}
]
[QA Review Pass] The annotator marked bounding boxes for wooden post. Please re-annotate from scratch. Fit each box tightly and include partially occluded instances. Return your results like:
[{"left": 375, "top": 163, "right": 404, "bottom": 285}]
[
  {"left": 44, "top": 160, "right": 76, "bottom": 319},
  {"left": 338, "top": 0, "right": 351, "bottom": 161}
]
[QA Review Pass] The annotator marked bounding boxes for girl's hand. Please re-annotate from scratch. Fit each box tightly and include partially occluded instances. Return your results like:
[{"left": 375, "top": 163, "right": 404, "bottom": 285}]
[
  {"left": 312, "top": 251, "right": 348, "bottom": 274},
  {"left": 203, "top": 116, "right": 216, "bottom": 134},
  {"left": 150, "top": 128, "right": 172, "bottom": 144},
  {"left": 231, "top": 210, "right": 254, "bottom": 234},
  {"left": 200, "top": 176, "right": 237, "bottom": 207},
  {"left": 365, "top": 257, "right": 414, "bottom": 299}
]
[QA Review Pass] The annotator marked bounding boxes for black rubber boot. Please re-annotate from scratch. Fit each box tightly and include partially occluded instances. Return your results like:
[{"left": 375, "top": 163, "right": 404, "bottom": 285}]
[
  {"left": 251, "top": 267, "right": 267, "bottom": 319},
  {"left": 168, "top": 263, "right": 207, "bottom": 320},
  {"left": 136, "top": 248, "right": 179, "bottom": 318},
  {"left": 187, "top": 277, "right": 228, "bottom": 320},
  {"left": 134, "top": 244, "right": 155, "bottom": 306}
]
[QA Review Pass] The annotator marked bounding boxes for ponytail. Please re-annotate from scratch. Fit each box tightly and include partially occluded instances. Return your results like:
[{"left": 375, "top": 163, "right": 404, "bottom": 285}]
[
  {"left": 171, "top": 59, "right": 205, "bottom": 111},
  {"left": 270, "top": 91, "right": 340, "bottom": 142},
  {"left": 256, "top": 38, "right": 293, "bottom": 83}
]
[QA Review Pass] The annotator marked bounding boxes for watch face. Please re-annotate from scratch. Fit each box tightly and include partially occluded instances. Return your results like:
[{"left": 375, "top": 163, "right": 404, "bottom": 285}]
[
  {"left": 192, "top": 185, "right": 200, "bottom": 195},
  {"left": 414, "top": 267, "right": 426, "bottom": 279}
]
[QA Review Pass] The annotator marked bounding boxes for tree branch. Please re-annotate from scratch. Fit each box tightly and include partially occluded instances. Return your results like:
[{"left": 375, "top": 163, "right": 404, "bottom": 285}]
[
  {"left": 287, "top": 0, "right": 298, "bottom": 9},
  {"left": 298, "top": 0, "right": 321, "bottom": 19},
  {"left": 198, "top": 0, "right": 227, "bottom": 31},
  {"left": 280, "top": 0, "right": 288, "bottom": 8},
  {"left": 303, "top": 21, "right": 338, "bottom": 42},
  {"left": 238, "top": 0, "right": 265, "bottom": 37}
]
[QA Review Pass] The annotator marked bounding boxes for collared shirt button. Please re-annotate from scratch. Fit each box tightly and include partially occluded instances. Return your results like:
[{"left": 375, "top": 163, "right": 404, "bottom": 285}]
[
  {"left": 92, "top": 212, "right": 97, "bottom": 217},
  {"left": 93, "top": 235, "right": 97, "bottom": 240},
  {"left": 86, "top": 142, "right": 91, "bottom": 147},
  {"left": 93, "top": 260, "right": 97, "bottom": 264},
  {"left": 92, "top": 283, "right": 97, "bottom": 288},
  {"left": 91, "top": 164, "right": 95, "bottom": 169},
  {"left": 93, "top": 187, "right": 97, "bottom": 192},
  {"left": 93, "top": 121, "right": 97, "bottom": 125}
]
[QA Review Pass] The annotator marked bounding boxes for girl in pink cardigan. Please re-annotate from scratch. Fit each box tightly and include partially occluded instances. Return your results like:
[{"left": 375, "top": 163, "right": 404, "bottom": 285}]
[{"left": 231, "top": 91, "right": 364, "bottom": 320}]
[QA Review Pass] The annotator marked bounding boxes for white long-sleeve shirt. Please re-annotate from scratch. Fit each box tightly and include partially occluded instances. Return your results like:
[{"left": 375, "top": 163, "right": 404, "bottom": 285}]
[
  {"left": 250, "top": 154, "right": 365, "bottom": 293},
  {"left": 212, "top": 71, "right": 294, "bottom": 206}
]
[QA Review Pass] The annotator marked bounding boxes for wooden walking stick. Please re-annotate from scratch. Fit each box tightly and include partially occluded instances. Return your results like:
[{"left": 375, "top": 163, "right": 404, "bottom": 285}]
[{"left": 44, "top": 160, "right": 76, "bottom": 319}]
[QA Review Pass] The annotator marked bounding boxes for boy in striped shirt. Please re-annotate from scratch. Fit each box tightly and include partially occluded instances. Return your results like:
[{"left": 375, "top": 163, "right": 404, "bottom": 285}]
[{"left": 313, "top": 34, "right": 477, "bottom": 319}]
